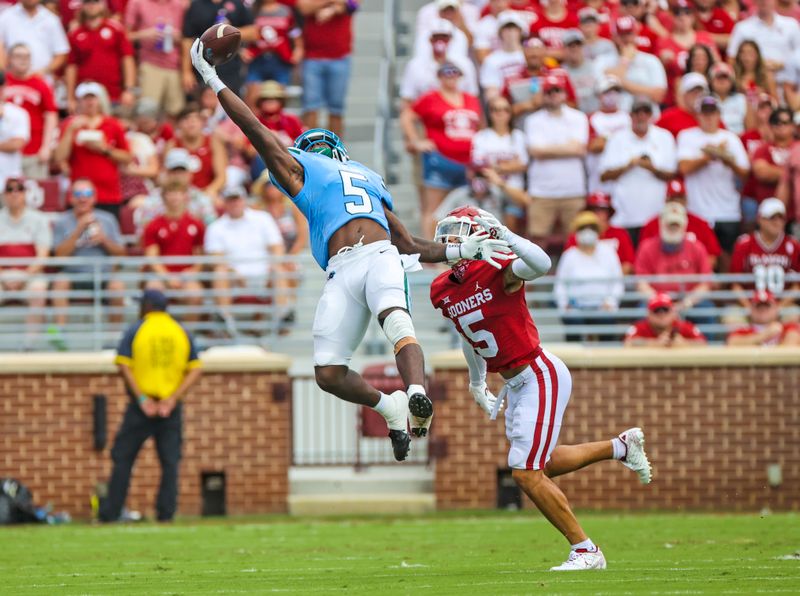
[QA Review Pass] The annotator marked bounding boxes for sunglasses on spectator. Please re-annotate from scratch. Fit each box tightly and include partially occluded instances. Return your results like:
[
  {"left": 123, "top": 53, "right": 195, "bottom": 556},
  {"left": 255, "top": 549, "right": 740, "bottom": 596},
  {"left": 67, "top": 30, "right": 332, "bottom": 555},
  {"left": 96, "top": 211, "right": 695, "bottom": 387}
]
[
  {"left": 772, "top": 119, "right": 793, "bottom": 126},
  {"left": 673, "top": 8, "right": 692, "bottom": 15},
  {"left": 632, "top": 106, "right": 653, "bottom": 114},
  {"left": 544, "top": 87, "right": 564, "bottom": 95},
  {"left": 82, "top": 0, "right": 103, "bottom": 3},
  {"left": 489, "top": 105, "right": 511, "bottom": 112},
  {"left": 72, "top": 189, "right": 95, "bottom": 198},
  {"left": 652, "top": 307, "right": 671, "bottom": 314},
  {"left": 5, "top": 184, "right": 24, "bottom": 192},
  {"left": 621, "top": 0, "right": 639, "bottom": 5}
]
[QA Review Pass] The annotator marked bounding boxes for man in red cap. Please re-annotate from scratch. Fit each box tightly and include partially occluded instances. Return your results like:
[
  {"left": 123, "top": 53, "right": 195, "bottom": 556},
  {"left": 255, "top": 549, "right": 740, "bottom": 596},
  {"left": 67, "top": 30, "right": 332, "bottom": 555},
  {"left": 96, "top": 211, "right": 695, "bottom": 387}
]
[
  {"left": 594, "top": 15, "right": 667, "bottom": 113},
  {"left": 624, "top": 293, "right": 707, "bottom": 347},
  {"left": 727, "top": 290, "right": 800, "bottom": 346},
  {"left": 639, "top": 178, "right": 721, "bottom": 269},
  {"left": 564, "top": 191, "right": 635, "bottom": 272},
  {"left": 599, "top": 1, "right": 661, "bottom": 55}
]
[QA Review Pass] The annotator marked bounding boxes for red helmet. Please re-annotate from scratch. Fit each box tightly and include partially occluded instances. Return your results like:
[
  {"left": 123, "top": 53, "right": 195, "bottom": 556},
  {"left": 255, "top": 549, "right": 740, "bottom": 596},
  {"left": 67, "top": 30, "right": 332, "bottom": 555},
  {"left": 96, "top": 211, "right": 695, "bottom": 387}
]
[{"left": 434, "top": 205, "right": 482, "bottom": 243}]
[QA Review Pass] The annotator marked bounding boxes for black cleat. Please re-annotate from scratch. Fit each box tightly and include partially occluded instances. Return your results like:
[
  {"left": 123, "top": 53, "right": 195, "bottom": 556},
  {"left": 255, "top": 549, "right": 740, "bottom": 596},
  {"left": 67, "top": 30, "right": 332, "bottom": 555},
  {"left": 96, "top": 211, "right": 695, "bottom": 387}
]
[
  {"left": 388, "top": 429, "right": 411, "bottom": 461},
  {"left": 408, "top": 393, "right": 434, "bottom": 437}
]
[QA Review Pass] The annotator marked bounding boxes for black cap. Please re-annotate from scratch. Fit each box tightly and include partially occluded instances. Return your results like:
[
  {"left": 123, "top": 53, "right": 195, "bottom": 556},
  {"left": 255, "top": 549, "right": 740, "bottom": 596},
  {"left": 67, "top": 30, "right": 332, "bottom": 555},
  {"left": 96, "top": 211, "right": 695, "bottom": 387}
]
[
  {"left": 137, "top": 289, "right": 168, "bottom": 311},
  {"left": 0, "top": 71, "right": 6, "bottom": 86}
]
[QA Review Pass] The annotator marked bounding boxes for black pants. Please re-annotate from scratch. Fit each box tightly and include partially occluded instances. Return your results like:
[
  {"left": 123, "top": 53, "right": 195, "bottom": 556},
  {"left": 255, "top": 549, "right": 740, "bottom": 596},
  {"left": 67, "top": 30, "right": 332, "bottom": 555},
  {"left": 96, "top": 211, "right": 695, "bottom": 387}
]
[
  {"left": 625, "top": 226, "right": 643, "bottom": 249},
  {"left": 100, "top": 401, "right": 183, "bottom": 522}
]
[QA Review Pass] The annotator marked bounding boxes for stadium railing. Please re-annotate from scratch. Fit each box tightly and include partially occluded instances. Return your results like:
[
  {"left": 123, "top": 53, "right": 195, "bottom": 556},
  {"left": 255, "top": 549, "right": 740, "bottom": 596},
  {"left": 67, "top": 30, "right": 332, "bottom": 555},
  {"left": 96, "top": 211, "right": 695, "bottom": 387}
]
[
  {"left": 0, "top": 254, "right": 796, "bottom": 351},
  {"left": 372, "top": 0, "right": 399, "bottom": 184}
]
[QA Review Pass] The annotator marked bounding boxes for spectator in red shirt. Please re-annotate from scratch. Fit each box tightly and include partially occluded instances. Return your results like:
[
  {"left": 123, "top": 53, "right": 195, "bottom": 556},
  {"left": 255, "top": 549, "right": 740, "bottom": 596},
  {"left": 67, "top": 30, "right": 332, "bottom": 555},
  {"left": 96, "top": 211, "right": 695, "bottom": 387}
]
[
  {"left": 599, "top": 0, "right": 661, "bottom": 55},
  {"left": 656, "top": 72, "right": 707, "bottom": 138},
  {"left": 401, "top": 61, "right": 482, "bottom": 239},
  {"left": 529, "top": 0, "right": 578, "bottom": 54},
  {"left": 3, "top": 42, "right": 58, "bottom": 180},
  {"left": 694, "top": 0, "right": 735, "bottom": 53},
  {"left": 297, "top": 0, "right": 359, "bottom": 138},
  {"left": 165, "top": 103, "right": 227, "bottom": 205},
  {"left": 124, "top": 0, "right": 187, "bottom": 117},
  {"left": 143, "top": 180, "right": 204, "bottom": 320},
  {"left": 243, "top": 0, "right": 302, "bottom": 99},
  {"left": 254, "top": 80, "right": 304, "bottom": 145},
  {"left": 730, "top": 197, "right": 800, "bottom": 307},
  {"left": 727, "top": 289, "right": 800, "bottom": 346},
  {"left": 66, "top": 0, "right": 135, "bottom": 111},
  {"left": 635, "top": 201, "right": 712, "bottom": 311},
  {"left": 53, "top": 81, "right": 133, "bottom": 219},
  {"left": 624, "top": 292, "right": 707, "bottom": 347},
  {"left": 639, "top": 178, "right": 722, "bottom": 270},
  {"left": 657, "top": 0, "right": 716, "bottom": 107},
  {"left": 564, "top": 191, "right": 635, "bottom": 273},
  {"left": 746, "top": 107, "right": 794, "bottom": 225}
]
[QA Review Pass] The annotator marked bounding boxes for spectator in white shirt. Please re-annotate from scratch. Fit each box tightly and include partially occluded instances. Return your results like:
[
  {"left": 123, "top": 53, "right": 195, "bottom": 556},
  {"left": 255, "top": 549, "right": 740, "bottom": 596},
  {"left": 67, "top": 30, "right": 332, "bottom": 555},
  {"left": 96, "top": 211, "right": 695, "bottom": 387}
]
[
  {"left": 524, "top": 72, "right": 588, "bottom": 244},
  {"left": 0, "top": 0, "right": 69, "bottom": 79},
  {"left": 593, "top": 16, "right": 667, "bottom": 114},
  {"left": 587, "top": 76, "right": 631, "bottom": 194},
  {"left": 728, "top": 0, "right": 800, "bottom": 85},
  {"left": 677, "top": 94, "right": 750, "bottom": 257},
  {"left": 554, "top": 210, "right": 624, "bottom": 342},
  {"left": 205, "top": 185, "right": 287, "bottom": 327},
  {"left": 479, "top": 10, "right": 527, "bottom": 100},
  {"left": 0, "top": 72, "right": 30, "bottom": 188},
  {"left": 414, "top": 0, "right": 477, "bottom": 60},
  {"left": 599, "top": 97, "right": 677, "bottom": 246},
  {"left": 400, "top": 19, "right": 478, "bottom": 104},
  {"left": 473, "top": 0, "right": 510, "bottom": 63}
]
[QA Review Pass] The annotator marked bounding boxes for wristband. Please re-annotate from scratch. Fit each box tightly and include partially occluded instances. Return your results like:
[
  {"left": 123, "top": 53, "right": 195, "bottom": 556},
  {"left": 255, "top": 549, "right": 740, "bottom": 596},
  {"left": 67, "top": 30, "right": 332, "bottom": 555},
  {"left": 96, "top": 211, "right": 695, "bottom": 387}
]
[
  {"left": 209, "top": 76, "right": 226, "bottom": 95},
  {"left": 445, "top": 243, "right": 462, "bottom": 262},
  {"left": 137, "top": 394, "right": 147, "bottom": 404}
]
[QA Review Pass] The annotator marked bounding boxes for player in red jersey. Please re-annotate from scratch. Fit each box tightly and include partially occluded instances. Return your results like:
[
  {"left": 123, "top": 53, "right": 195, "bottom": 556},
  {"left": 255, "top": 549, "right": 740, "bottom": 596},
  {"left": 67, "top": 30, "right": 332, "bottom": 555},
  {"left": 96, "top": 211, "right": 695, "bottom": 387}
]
[{"left": 429, "top": 206, "right": 652, "bottom": 571}]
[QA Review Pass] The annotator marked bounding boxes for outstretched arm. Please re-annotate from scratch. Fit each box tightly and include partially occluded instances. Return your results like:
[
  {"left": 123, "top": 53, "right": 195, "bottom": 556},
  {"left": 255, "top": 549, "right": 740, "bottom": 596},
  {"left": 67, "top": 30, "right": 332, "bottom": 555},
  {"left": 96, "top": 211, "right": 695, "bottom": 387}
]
[
  {"left": 385, "top": 209, "right": 447, "bottom": 262},
  {"left": 190, "top": 39, "right": 304, "bottom": 197}
]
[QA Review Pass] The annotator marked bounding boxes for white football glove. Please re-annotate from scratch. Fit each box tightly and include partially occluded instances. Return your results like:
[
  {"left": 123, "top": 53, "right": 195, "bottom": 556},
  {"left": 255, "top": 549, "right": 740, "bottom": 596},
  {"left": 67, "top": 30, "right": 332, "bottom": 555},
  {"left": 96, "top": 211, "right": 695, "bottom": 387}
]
[
  {"left": 190, "top": 39, "right": 218, "bottom": 85},
  {"left": 474, "top": 211, "right": 509, "bottom": 241},
  {"left": 459, "top": 230, "right": 511, "bottom": 269},
  {"left": 469, "top": 383, "right": 499, "bottom": 417}
]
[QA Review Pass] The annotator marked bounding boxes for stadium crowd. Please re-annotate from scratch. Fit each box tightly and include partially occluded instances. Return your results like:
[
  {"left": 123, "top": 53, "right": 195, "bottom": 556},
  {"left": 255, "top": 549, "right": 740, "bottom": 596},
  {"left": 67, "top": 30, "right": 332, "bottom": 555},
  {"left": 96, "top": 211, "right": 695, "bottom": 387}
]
[
  {"left": 400, "top": 0, "right": 800, "bottom": 345},
  {"left": 0, "top": 0, "right": 799, "bottom": 348}
]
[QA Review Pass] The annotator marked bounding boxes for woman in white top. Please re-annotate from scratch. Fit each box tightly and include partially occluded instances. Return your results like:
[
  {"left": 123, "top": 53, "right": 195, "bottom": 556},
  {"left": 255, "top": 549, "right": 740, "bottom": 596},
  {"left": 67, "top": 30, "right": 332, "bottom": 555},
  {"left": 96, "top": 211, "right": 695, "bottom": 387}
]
[
  {"left": 554, "top": 211, "right": 624, "bottom": 343},
  {"left": 709, "top": 62, "right": 749, "bottom": 135},
  {"left": 470, "top": 95, "right": 529, "bottom": 231}
]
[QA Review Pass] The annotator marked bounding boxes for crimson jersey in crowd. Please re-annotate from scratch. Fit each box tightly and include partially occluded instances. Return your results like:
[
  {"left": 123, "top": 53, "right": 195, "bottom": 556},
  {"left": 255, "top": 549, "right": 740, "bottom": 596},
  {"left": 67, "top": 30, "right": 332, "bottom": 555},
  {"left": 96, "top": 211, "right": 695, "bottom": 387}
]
[
  {"left": 730, "top": 232, "right": 800, "bottom": 293},
  {"left": 68, "top": 19, "right": 134, "bottom": 101},
  {"left": 639, "top": 211, "right": 722, "bottom": 258},
  {"left": 695, "top": 7, "right": 736, "bottom": 36},
  {"left": 564, "top": 226, "right": 635, "bottom": 268},
  {"left": 143, "top": 213, "right": 205, "bottom": 272},
  {"left": 246, "top": 5, "right": 297, "bottom": 63},
  {"left": 749, "top": 142, "right": 792, "bottom": 203},
  {"left": 258, "top": 112, "right": 305, "bottom": 145},
  {"left": 3, "top": 73, "right": 57, "bottom": 155},
  {"left": 430, "top": 259, "right": 541, "bottom": 373},
  {"left": 173, "top": 136, "right": 214, "bottom": 190},
  {"left": 728, "top": 322, "right": 800, "bottom": 345},
  {"left": 528, "top": 9, "right": 579, "bottom": 48},
  {"left": 625, "top": 319, "right": 706, "bottom": 341},
  {"left": 411, "top": 90, "right": 482, "bottom": 164}
]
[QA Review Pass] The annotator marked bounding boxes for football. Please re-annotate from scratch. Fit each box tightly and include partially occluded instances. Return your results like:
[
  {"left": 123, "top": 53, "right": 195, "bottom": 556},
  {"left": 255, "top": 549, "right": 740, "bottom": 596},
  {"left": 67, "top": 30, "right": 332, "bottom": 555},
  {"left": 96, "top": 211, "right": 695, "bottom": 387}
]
[{"left": 200, "top": 23, "right": 241, "bottom": 66}]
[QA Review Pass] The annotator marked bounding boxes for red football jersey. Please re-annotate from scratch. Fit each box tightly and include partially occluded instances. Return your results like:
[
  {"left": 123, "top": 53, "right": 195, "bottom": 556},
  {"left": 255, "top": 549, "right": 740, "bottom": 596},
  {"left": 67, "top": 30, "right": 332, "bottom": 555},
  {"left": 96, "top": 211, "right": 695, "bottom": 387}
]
[
  {"left": 68, "top": 19, "right": 134, "bottom": 101},
  {"left": 528, "top": 10, "right": 579, "bottom": 48},
  {"left": 3, "top": 73, "right": 58, "bottom": 155},
  {"left": 625, "top": 319, "right": 706, "bottom": 341},
  {"left": 728, "top": 322, "right": 800, "bottom": 346},
  {"left": 730, "top": 232, "right": 800, "bottom": 293},
  {"left": 430, "top": 259, "right": 541, "bottom": 373},
  {"left": 750, "top": 142, "right": 791, "bottom": 203},
  {"left": 173, "top": 136, "right": 214, "bottom": 190},
  {"left": 143, "top": 212, "right": 204, "bottom": 272}
]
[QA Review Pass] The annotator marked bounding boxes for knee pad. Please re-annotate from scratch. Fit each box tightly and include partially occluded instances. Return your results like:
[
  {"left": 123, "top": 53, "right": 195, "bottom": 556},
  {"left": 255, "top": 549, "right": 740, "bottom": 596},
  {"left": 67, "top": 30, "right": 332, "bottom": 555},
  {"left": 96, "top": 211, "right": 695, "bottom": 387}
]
[{"left": 382, "top": 310, "right": 418, "bottom": 354}]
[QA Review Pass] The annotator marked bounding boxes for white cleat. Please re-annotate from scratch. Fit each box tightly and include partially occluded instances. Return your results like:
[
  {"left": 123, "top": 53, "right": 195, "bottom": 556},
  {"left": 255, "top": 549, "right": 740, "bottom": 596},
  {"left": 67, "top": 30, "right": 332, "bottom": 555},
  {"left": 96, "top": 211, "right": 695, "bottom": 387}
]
[
  {"left": 382, "top": 390, "right": 411, "bottom": 462},
  {"left": 550, "top": 548, "right": 607, "bottom": 571},
  {"left": 619, "top": 427, "right": 652, "bottom": 484}
]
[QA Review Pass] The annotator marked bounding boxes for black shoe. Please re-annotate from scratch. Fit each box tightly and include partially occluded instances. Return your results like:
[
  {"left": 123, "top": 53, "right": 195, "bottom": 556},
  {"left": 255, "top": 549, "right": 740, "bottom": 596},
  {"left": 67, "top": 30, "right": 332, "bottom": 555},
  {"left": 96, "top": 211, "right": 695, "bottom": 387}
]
[
  {"left": 388, "top": 429, "right": 411, "bottom": 461},
  {"left": 408, "top": 393, "right": 434, "bottom": 438}
]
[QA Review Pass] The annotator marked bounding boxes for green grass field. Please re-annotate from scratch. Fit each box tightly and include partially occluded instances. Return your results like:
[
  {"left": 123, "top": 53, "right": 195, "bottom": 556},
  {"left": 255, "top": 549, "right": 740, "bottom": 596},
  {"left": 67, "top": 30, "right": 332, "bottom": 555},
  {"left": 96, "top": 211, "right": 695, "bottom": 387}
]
[{"left": 1, "top": 512, "right": 798, "bottom": 595}]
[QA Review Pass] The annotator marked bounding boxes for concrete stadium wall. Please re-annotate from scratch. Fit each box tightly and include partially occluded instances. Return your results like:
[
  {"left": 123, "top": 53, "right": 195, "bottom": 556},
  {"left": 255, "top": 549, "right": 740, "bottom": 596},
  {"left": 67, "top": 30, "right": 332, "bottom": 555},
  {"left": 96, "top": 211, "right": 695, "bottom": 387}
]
[
  {"left": 429, "top": 347, "right": 800, "bottom": 512},
  {"left": 0, "top": 349, "right": 292, "bottom": 520}
]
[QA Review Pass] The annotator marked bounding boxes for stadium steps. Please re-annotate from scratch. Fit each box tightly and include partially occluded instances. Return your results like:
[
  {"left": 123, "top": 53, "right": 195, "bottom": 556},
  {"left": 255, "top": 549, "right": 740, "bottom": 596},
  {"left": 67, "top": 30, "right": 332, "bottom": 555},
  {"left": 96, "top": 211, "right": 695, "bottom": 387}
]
[{"left": 289, "top": 465, "right": 435, "bottom": 515}]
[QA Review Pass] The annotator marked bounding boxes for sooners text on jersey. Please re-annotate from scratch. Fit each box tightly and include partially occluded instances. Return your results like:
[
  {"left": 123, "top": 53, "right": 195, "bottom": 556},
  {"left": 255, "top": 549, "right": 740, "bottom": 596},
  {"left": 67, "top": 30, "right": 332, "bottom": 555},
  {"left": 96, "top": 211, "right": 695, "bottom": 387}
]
[{"left": 430, "top": 259, "right": 541, "bottom": 373}]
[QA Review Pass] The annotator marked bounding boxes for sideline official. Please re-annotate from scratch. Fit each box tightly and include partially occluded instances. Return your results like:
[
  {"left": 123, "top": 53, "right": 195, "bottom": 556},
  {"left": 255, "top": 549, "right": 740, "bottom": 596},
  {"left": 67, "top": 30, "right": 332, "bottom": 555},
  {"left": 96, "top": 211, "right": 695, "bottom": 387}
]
[{"left": 99, "top": 290, "right": 202, "bottom": 522}]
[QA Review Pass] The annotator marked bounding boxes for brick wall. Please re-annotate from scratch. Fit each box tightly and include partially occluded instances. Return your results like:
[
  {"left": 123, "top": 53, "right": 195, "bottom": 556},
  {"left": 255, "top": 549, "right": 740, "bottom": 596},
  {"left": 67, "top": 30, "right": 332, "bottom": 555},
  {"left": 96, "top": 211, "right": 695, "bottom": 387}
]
[
  {"left": 430, "top": 348, "right": 800, "bottom": 512},
  {"left": 0, "top": 352, "right": 291, "bottom": 520}
]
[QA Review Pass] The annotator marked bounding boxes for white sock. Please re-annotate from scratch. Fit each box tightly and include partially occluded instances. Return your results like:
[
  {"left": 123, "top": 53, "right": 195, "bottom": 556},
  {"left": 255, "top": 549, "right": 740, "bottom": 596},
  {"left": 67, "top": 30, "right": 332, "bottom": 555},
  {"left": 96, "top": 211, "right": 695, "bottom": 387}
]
[
  {"left": 612, "top": 437, "right": 627, "bottom": 460},
  {"left": 407, "top": 384, "right": 426, "bottom": 398},
  {"left": 571, "top": 538, "right": 597, "bottom": 552},
  {"left": 373, "top": 392, "right": 391, "bottom": 416}
]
